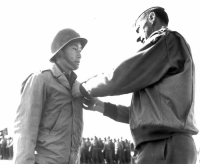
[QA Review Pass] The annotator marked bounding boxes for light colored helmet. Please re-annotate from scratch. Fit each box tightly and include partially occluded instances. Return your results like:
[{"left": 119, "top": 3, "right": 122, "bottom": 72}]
[{"left": 50, "top": 28, "right": 87, "bottom": 62}]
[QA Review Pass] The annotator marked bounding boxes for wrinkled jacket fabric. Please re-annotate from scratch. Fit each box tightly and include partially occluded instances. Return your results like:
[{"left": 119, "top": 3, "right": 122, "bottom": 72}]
[
  {"left": 82, "top": 27, "right": 199, "bottom": 146},
  {"left": 14, "top": 64, "right": 83, "bottom": 164}
]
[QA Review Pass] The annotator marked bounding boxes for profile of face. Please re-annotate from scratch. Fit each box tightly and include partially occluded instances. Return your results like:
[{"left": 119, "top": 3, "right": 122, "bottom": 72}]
[
  {"left": 135, "top": 12, "right": 155, "bottom": 43},
  {"left": 60, "top": 40, "right": 82, "bottom": 70}
]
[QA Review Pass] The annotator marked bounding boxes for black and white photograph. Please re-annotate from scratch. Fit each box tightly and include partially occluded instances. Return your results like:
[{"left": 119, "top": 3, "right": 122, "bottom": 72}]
[{"left": 0, "top": 0, "right": 199, "bottom": 164}]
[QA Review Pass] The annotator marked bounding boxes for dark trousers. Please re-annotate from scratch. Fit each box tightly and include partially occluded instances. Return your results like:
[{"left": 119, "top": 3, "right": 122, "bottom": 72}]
[
  {"left": 124, "top": 150, "right": 131, "bottom": 163},
  {"left": 9, "top": 146, "right": 13, "bottom": 159},
  {"left": 98, "top": 150, "right": 104, "bottom": 163},
  {"left": 115, "top": 149, "right": 123, "bottom": 163},
  {"left": 134, "top": 133, "right": 197, "bottom": 164},
  {"left": 105, "top": 149, "right": 113, "bottom": 163},
  {"left": 1, "top": 147, "right": 6, "bottom": 159},
  {"left": 92, "top": 149, "right": 99, "bottom": 163},
  {"left": 81, "top": 149, "right": 87, "bottom": 163}
]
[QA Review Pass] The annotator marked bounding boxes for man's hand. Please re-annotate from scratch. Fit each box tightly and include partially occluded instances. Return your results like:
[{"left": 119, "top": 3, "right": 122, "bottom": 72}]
[{"left": 83, "top": 96, "right": 100, "bottom": 111}]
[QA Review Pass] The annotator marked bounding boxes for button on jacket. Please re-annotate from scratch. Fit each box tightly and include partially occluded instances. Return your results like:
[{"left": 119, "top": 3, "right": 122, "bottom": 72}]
[
  {"left": 14, "top": 64, "right": 83, "bottom": 164},
  {"left": 82, "top": 27, "right": 199, "bottom": 147}
]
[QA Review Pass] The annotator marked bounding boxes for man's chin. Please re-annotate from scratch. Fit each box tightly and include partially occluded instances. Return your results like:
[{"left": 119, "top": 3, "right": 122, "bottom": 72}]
[{"left": 73, "top": 65, "right": 79, "bottom": 70}]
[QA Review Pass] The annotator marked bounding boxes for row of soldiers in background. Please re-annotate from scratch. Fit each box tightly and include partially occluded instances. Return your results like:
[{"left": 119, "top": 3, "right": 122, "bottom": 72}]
[
  {"left": 80, "top": 136, "right": 136, "bottom": 164},
  {"left": 0, "top": 130, "right": 13, "bottom": 160}
]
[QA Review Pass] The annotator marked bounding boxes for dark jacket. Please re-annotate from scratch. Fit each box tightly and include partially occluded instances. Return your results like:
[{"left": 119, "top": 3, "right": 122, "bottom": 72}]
[{"left": 82, "top": 27, "right": 199, "bottom": 146}]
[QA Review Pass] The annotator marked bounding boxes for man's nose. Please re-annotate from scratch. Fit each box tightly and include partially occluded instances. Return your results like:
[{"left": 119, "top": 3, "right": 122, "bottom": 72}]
[{"left": 77, "top": 51, "right": 81, "bottom": 58}]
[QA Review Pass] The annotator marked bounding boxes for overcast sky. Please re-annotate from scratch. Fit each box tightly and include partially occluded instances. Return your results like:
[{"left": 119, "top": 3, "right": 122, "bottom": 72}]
[{"left": 0, "top": 0, "right": 199, "bottom": 148}]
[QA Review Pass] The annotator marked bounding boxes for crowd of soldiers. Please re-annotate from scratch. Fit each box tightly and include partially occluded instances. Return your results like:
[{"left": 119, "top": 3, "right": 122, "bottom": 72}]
[
  {"left": 0, "top": 130, "right": 13, "bottom": 160},
  {"left": 80, "top": 136, "right": 135, "bottom": 164}
]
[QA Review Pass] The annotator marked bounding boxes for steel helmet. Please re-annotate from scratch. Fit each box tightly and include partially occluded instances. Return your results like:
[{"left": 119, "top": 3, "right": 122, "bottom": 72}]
[{"left": 50, "top": 28, "right": 88, "bottom": 62}]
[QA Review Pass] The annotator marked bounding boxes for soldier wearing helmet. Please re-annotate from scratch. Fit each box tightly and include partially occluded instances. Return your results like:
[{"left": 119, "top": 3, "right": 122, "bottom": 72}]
[
  {"left": 50, "top": 28, "right": 87, "bottom": 72},
  {"left": 14, "top": 28, "right": 87, "bottom": 164}
]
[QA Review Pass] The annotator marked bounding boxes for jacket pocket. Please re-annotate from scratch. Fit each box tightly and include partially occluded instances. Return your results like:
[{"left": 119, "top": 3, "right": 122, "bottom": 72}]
[
  {"left": 136, "top": 138, "right": 168, "bottom": 161},
  {"left": 152, "top": 138, "right": 168, "bottom": 160},
  {"left": 160, "top": 138, "right": 168, "bottom": 160},
  {"left": 49, "top": 109, "right": 63, "bottom": 134}
]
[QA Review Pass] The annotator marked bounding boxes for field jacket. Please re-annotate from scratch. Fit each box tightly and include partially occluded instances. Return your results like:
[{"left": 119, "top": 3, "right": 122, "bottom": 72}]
[
  {"left": 81, "top": 27, "right": 199, "bottom": 146},
  {"left": 14, "top": 64, "right": 83, "bottom": 164}
]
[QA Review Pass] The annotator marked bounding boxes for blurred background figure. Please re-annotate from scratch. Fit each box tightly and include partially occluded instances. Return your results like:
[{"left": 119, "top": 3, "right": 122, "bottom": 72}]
[
  {"left": 123, "top": 139, "right": 131, "bottom": 164},
  {"left": 81, "top": 138, "right": 87, "bottom": 164},
  {"left": 98, "top": 138, "right": 104, "bottom": 164},
  {"left": 104, "top": 136, "right": 114, "bottom": 164},
  {"left": 115, "top": 138, "right": 124, "bottom": 164},
  {"left": 91, "top": 136, "right": 100, "bottom": 164}
]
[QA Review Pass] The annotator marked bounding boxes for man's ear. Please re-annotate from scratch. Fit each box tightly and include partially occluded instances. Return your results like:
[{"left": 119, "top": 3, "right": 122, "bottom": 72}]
[{"left": 148, "top": 12, "right": 156, "bottom": 25}]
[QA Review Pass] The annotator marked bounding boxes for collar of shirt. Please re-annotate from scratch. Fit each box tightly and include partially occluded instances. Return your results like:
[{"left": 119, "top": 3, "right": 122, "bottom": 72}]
[
  {"left": 145, "top": 26, "right": 168, "bottom": 45},
  {"left": 149, "top": 26, "right": 168, "bottom": 39},
  {"left": 50, "top": 63, "right": 77, "bottom": 89}
]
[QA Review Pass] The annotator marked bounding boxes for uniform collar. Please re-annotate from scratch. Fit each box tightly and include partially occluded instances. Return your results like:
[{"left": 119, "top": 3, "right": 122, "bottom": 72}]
[
  {"left": 145, "top": 26, "right": 168, "bottom": 44},
  {"left": 50, "top": 63, "right": 64, "bottom": 77},
  {"left": 149, "top": 26, "right": 168, "bottom": 39},
  {"left": 50, "top": 63, "right": 77, "bottom": 89}
]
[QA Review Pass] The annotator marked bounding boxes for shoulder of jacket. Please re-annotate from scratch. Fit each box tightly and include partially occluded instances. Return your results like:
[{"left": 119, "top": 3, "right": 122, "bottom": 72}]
[
  {"left": 168, "top": 30, "right": 186, "bottom": 41},
  {"left": 37, "top": 69, "right": 55, "bottom": 83},
  {"left": 20, "top": 70, "right": 51, "bottom": 94},
  {"left": 164, "top": 29, "right": 188, "bottom": 48},
  {"left": 24, "top": 68, "right": 55, "bottom": 85},
  {"left": 40, "top": 69, "right": 52, "bottom": 74},
  {"left": 162, "top": 28, "right": 184, "bottom": 39},
  {"left": 33, "top": 69, "right": 53, "bottom": 78},
  {"left": 25, "top": 69, "right": 51, "bottom": 80}
]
